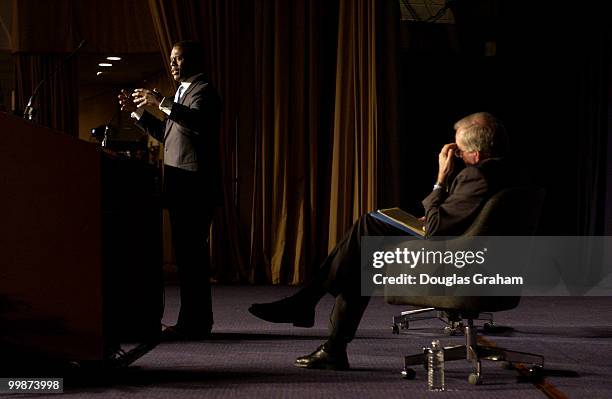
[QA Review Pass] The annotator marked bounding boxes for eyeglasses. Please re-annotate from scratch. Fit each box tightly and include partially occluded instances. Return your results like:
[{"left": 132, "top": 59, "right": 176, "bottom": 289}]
[{"left": 454, "top": 147, "right": 474, "bottom": 159}]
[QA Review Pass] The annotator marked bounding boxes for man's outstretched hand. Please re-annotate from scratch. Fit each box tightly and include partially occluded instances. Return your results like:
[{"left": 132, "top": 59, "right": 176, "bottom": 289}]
[
  {"left": 118, "top": 89, "right": 136, "bottom": 113},
  {"left": 132, "top": 88, "right": 163, "bottom": 109}
]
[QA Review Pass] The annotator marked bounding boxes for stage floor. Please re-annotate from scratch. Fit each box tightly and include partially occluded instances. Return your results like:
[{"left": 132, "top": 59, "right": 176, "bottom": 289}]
[{"left": 10, "top": 285, "right": 612, "bottom": 398}]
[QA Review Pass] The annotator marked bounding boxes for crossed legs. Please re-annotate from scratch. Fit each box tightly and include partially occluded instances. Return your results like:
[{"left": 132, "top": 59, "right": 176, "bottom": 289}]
[{"left": 250, "top": 213, "right": 404, "bottom": 368}]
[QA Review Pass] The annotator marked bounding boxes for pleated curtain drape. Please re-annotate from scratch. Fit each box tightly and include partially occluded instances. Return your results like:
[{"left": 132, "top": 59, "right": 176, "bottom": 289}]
[
  {"left": 12, "top": 0, "right": 79, "bottom": 136},
  {"left": 14, "top": 54, "right": 79, "bottom": 137},
  {"left": 328, "top": 0, "right": 379, "bottom": 250},
  {"left": 248, "top": 0, "right": 336, "bottom": 284},
  {"left": 327, "top": 0, "right": 400, "bottom": 250}
]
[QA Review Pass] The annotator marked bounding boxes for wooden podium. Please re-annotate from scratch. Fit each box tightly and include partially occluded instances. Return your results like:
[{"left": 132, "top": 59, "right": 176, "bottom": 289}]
[{"left": 0, "top": 112, "right": 162, "bottom": 368}]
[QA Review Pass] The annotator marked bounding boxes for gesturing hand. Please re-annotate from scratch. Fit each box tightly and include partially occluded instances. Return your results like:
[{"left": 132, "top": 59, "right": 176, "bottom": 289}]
[
  {"left": 132, "top": 88, "right": 163, "bottom": 109},
  {"left": 118, "top": 89, "right": 136, "bottom": 113}
]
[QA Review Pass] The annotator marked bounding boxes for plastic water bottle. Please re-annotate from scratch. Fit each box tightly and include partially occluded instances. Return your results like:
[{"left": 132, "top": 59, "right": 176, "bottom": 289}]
[{"left": 428, "top": 339, "right": 445, "bottom": 391}]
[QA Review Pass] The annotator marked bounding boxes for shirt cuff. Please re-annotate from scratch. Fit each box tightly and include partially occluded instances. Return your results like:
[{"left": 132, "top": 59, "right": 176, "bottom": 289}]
[
  {"left": 130, "top": 108, "right": 145, "bottom": 120},
  {"left": 159, "top": 97, "right": 173, "bottom": 116}
]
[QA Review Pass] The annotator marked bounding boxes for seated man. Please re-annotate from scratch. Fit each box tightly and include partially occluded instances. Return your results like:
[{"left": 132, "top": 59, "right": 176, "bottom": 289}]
[{"left": 249, "top": 112, "right": 514, "bottom": 370}]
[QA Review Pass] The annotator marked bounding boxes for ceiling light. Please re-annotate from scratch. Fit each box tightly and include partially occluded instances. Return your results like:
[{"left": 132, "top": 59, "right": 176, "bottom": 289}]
[
  {"left": 98, "top": 63, "right": 112, "bottom": 67},
  {"left": 106, "top": 56, "right": 122, "bottom": 61},
  {"left": 96, "top": 71, "right": 103, "bottom": 76}
]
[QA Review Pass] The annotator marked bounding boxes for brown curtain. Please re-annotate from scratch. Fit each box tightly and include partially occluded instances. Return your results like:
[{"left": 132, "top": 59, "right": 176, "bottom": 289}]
[
  {"left": 147, "top": 0, "right": 398, "bottom": 284},
  {"left": 247, "top": 0, "right": 339, "bottom": 284},
  {"left": 14, "top": 54, "right": 79, "bottom": 136},
  {"left": 11, "top": 0, "right": 157, "bottom": 53},
  {"left": 327, "top": 0, "right": 378, "bottom": 249},
  {"left": 10, "top": 0, "right": 76, "bottom": 53},
  {"left": 73, "top": 1, "right": 158, "bottom": 54},
  {"left": 327, "top": 0, "right": 400, "bottom": 249},
  {"left": 11, "top": 0, "right": 78, "bottom": 135}
]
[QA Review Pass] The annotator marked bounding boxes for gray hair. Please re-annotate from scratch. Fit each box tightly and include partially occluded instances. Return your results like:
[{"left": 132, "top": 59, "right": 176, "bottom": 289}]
[{"left": 454, "top": 112, "right": 508, "bottom": 157}]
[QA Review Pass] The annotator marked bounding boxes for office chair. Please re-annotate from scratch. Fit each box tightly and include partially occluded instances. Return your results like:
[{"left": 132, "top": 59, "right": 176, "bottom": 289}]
[{"left": 386, "top": 186, "right": 546, "bottom": 385}]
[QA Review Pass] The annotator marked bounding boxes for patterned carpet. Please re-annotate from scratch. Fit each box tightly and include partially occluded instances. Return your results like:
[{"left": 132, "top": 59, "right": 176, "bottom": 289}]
[{"left": 4, "top": 285, "right": 612, "bottom": 398}]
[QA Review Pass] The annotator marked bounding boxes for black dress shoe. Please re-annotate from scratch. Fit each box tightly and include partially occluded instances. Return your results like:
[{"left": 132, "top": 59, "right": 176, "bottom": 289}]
[
  {"left": 105, "top": 342, "right": 159, "bottom": 368},
  {"left": 248, "top": 297, "right": 315, "bottom": 327},
  {"left": 294, "top": 343, "right": 350, "bottom": 370},
  {"left": 160, "top": 325, "right": 211, "bottom": 342}
]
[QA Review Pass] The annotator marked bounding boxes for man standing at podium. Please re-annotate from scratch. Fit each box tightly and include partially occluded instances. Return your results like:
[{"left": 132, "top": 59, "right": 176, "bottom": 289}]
[{"left": 118, "top": 40, "right": 222, "bottom": 341}]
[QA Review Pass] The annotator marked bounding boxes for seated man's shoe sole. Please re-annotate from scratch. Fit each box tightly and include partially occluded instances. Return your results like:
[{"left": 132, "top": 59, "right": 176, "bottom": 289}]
[
  {"left": 294, "top": 345, "right": 350, "bottom": 370},
  {"left": 294, "top": 360, "right": 349, "bottom": 371},
  {"left": 248, "top": 302, "right": 315, "bottom": 328}
]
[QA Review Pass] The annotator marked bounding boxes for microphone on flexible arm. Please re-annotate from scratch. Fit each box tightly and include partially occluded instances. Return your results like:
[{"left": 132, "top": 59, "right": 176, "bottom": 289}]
[
  {"left": 23, "top": 39, "right": 87, "bottom": 121},
  {"left": 91, "top": 106, "right": 120, "bottom": 148}
]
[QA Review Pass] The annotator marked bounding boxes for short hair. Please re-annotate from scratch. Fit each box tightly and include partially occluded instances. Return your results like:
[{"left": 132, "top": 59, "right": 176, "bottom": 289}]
[
  {"left": 172, "top": 40, "right": 205, "bottom": 68},
  {"left": 454, "top": 112, "right": 508, "bottom": 157}
]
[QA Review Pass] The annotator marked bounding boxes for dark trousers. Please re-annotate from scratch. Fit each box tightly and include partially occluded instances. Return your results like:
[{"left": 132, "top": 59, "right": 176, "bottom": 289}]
[
  {"left": 164, "top": 165, "right": 215, "bottom": 331},
  {"left": 307, "top": 213, "right": 405, "bottom": 345}
]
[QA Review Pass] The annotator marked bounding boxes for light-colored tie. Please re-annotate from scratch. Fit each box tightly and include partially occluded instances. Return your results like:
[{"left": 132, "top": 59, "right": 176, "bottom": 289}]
[{"left": 175, "top": 85, "right": 185, "bottom": 103}]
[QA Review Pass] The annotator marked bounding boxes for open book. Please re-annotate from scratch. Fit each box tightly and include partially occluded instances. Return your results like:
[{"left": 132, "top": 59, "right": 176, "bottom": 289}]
[{"left": 371, "top": 207, "right": 426, "bottom": 237}]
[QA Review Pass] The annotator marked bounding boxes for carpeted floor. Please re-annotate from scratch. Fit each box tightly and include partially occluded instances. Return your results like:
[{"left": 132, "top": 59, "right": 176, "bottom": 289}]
[{"left": 6, "top": 285, "right": 612, "bottom": 398}]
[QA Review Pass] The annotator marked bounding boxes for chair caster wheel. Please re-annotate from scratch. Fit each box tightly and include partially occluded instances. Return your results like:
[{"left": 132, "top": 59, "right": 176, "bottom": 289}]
[
  {"left": 468, "top": 373, "right": 482, "bottom": 385},
  {"left": 401, "top": 368, "right": 416, "bottom": 380},
  {"left": 392, "top": 324, "right": 399, "bottom": 334}
]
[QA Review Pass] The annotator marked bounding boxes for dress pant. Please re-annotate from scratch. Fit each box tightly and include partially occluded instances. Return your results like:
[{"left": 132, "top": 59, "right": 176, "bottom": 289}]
[
  {"left": 310, "top": 213, "right": 405, "bottom": 344},
  {"left": 164, "top": 165, "right": 214, "bottom": 331}
]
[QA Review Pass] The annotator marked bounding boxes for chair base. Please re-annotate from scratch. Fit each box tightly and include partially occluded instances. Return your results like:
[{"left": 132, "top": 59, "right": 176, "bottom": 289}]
[
  {"left": 401, "top": 320, "right": 544, "bottom": 385},
  {"left": 392, "top": 308, "right": 494, "bottom": 336}
]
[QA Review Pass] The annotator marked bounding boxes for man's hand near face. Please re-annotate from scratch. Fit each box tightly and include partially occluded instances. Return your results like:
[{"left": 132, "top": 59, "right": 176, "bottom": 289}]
[{"left": 437, "top": 143, "right": 457, "bottom": 186}]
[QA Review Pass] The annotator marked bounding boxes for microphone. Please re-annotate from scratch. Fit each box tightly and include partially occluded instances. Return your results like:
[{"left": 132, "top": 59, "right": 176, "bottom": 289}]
[
  {"left": 99, "top": 108, "right": 120, "bottom": 148},
  {"left": 23, "top": 39, "right": 87, "bottom": 121}
]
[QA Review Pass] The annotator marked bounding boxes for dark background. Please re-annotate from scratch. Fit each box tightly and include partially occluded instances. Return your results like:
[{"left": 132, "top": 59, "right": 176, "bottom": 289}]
[{"left": 396, "top": 1, "right": 611, "bottom": 236}]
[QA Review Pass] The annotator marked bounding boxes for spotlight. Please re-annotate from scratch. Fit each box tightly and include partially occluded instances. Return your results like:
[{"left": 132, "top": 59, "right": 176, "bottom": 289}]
[
  {"left": 106, "top": 56, "right": 122, "bottom": 61},
  {"left": 99, "top": 63, "right": 113, "bottom": 67}
]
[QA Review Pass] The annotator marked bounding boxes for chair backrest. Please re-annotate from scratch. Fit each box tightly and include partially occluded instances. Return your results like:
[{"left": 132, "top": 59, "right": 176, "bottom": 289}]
[
  {"left": 463, "top": 186, "right": 546, "bottom": 237},
  {"left": 386, "top": 186, "right": 546, "bottom": 313}
]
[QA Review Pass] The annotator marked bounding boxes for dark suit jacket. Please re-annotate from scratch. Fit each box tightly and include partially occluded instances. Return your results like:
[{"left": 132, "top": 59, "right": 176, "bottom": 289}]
[
  {"left": 422, "top": 158, "right": 513, "bottom": 237},
  {"left": 135, "top": 75, "right": 222, "bottom": 205}
]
